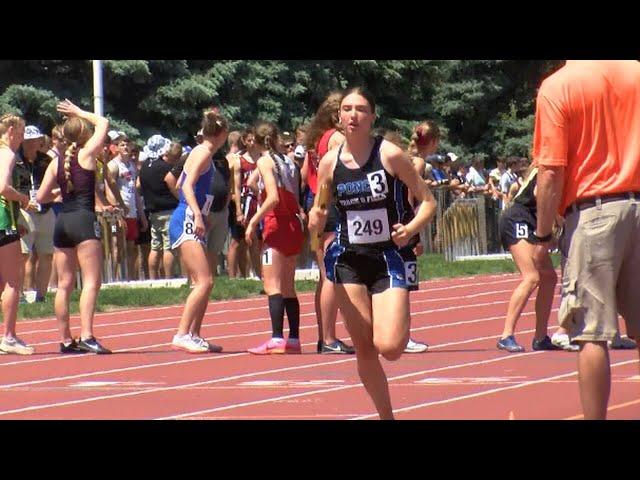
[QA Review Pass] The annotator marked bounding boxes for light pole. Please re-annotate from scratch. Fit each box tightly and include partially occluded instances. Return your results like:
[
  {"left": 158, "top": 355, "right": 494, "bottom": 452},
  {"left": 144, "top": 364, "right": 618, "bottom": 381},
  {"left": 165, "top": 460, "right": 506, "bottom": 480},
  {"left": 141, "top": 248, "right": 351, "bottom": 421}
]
[{"left": 92, "top": 60, "right": 104, "bottom": 116}]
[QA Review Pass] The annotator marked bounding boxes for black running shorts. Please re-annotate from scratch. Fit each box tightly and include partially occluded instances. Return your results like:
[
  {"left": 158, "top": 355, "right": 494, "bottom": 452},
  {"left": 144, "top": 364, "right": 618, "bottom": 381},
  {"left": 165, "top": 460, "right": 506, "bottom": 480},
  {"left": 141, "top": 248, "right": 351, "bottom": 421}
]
[
  {"left": 54, "top": 210, "right": 101, "bottom": 249},
  {"left": 324, "top": 242, "right": 419, "bottom": 295},
  {"left": 498, "top": 203, "right": 537, "bottom": 251},
  {"left": 0, "top": 230, "right": 20, "bottom": 248}
]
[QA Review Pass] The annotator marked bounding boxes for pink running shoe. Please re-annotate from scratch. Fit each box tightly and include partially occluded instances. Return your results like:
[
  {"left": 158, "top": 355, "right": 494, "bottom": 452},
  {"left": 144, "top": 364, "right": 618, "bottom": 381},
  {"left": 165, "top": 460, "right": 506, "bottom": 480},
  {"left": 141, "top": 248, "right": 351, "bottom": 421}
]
[
  {"left": 248, "top": 337, "right": 286, "bottom": 355},
  {"left": 285, "top": 338, "right": 302, "bottom": 354}
]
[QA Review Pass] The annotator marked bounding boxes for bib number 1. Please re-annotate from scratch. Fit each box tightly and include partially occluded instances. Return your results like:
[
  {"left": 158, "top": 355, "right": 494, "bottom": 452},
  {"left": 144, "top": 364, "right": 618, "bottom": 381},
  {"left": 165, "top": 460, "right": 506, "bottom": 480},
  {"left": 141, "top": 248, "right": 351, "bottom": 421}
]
[{"left": 263, "top": 248, "right": 273, "bottom": 266}]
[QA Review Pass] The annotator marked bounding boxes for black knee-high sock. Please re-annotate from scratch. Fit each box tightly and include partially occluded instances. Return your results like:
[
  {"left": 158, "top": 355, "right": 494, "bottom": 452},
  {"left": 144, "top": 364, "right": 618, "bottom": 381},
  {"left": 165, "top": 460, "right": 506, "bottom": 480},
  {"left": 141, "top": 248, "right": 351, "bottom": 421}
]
[
  {"left": 284, "top": 297, "right": 300, "bottom": 339},
  {"left": 268, "top": 294, "right": 285, "bottom": 338}
]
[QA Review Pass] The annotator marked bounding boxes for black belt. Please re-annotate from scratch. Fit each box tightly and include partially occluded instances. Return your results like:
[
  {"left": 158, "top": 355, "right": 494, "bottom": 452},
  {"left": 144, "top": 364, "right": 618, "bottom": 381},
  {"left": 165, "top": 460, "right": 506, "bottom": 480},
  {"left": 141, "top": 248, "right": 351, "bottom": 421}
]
[{"left": 566, "top": 191, "right": 640, "bottom": 215}]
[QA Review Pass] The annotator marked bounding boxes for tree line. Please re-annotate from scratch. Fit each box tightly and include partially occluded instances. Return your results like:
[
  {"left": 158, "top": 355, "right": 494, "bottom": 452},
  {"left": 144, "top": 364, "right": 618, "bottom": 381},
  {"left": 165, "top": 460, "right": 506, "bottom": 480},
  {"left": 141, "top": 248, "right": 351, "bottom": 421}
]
[{"left": 0, "top": 60, "right": 562, "bottom": 162}]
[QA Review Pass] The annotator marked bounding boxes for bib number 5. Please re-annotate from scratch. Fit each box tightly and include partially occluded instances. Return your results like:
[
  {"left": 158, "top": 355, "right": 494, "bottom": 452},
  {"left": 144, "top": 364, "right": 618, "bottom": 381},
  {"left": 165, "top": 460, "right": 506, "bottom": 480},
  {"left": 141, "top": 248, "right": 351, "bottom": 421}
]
[{"left": 515, "top": 223, "right": 528, "bottom": 239}]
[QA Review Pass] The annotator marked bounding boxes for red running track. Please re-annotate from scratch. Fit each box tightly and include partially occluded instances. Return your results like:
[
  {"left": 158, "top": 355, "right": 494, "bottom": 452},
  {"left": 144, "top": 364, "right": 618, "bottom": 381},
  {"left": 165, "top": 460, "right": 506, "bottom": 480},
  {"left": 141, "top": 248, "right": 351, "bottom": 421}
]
[{"left": 0, "top": 272, "right": 638, "bottom": 420}]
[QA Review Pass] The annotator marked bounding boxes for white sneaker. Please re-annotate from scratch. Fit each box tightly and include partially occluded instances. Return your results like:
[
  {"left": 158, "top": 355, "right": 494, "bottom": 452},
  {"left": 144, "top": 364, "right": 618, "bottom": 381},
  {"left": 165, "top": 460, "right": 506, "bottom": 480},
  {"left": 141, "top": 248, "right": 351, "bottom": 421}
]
[
  {"left": 0, "top": 336, "right": 35, "bottom": 355},
  {"left": 404, "top": 338, "right": 428, "bottom": 353},
  {"left": 171, "top": 333, "right": 208, "bottom": 353},
  {"left": 191, "top": 334, "right": 209, "bottom": 349},
  {"left": 191, "top": 334, "right": 223, "bottom": 353},
  {"left": 551, "top": 332, "right": 580, "bottom": 352}
]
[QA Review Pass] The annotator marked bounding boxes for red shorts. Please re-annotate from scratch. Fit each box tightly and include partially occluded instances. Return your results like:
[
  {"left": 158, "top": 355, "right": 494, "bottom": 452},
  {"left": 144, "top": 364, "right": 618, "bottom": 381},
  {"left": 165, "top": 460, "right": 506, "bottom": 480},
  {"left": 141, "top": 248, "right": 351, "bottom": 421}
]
[
  {"left": 262, "top": 215, "right": 304, "bottom": 257},
  {"left": 125, "top": 218, "right": 139, "bottom": 242}
]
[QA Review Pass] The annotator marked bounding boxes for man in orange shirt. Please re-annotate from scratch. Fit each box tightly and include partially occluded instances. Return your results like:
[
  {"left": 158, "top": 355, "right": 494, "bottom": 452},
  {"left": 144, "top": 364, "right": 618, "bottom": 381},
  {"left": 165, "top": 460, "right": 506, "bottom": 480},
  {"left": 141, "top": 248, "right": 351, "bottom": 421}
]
[{"left": 532, "top": 60, "right": 640, "bottom": 420}]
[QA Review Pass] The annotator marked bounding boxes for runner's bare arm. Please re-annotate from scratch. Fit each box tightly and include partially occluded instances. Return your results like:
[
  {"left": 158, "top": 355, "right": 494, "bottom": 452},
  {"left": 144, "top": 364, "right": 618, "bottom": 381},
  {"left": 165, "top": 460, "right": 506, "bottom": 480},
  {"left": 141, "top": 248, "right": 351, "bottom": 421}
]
[
  {"left": 308, "top": 148, "right": 337, "bottom": 235},
  {"left": 382, "top": 141, "right": 436, "bottom": 247}
]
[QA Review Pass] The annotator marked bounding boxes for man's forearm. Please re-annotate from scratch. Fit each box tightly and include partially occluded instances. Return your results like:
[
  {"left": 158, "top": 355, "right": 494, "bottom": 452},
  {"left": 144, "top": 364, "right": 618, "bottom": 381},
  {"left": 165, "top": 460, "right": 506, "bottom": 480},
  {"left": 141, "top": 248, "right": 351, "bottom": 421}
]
[{"left": 536, "top": 165, "right": 565, "bottom": 236}]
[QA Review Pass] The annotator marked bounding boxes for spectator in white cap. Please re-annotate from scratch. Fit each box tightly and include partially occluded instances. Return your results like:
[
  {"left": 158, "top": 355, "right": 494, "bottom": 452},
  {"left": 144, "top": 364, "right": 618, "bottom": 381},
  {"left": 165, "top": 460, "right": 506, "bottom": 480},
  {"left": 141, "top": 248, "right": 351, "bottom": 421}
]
[
  {"left": 14, "top": 125, "right": 57, "bottom": 303},
  {"left": 107, "top": 130, "right": 125, "bottom": 143},
  {"left": 138, "top": 135, "right": 180, "bottom": 279},
  {"left": 195, "top": 129, "right": 204, "bottom": 145},
  {"left": 106, "top": 130, "right": 125, "bottom": 160}
]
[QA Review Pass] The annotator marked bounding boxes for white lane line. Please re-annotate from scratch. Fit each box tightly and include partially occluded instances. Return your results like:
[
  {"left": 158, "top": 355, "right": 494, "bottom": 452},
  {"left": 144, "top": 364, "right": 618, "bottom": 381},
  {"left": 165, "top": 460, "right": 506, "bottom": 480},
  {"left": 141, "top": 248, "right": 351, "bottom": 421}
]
[
  {"left": 565, "top": 398, "right": 640, "bottom": 420},
  {"left": 2, "top": 318, "right": 529, "bottom": 390},
  {"left": 0, "top": 357, "right": 358, "bottom": 417},
  {"left": 16, "top": 286, "right": 520, "bottom": 337},
  {"left": 0, "top": 295, "right": 553, "bottom": 368},
  {"left": 158, "top": 348, "right": 548, "bottom": 420},
  {"left": 0, "top": 318, "right": 573, "bottom": 418},
  {"left": 159, "top": 323, "right": 564, "bottom": 420},
  {"left": 352, "top": 359, "right": 639, "bottom": 419},
  {"left": 17, "top": 274, "right": 521, "bottom": 325},
  {"left": 0, "top": 323, "right": 543, "bottom": 415}
]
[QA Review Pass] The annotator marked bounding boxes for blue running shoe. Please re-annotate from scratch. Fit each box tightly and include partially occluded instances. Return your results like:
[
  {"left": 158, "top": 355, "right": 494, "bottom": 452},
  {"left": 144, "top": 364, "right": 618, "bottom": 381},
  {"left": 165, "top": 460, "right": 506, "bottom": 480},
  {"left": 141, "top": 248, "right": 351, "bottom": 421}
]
[{"left": 497, "top": 335, "right": 525, "bottom": 353}]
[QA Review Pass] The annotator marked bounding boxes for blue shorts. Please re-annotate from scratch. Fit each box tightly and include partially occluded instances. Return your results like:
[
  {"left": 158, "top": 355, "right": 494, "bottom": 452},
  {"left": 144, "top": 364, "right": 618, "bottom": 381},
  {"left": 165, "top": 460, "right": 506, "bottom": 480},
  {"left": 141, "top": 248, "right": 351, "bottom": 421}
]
[
  {"left": 324, "top": 242, "right": 418, "bottom": 295},
  {"left": 169, "top": 204, "right": 205, "bottom": 250}
]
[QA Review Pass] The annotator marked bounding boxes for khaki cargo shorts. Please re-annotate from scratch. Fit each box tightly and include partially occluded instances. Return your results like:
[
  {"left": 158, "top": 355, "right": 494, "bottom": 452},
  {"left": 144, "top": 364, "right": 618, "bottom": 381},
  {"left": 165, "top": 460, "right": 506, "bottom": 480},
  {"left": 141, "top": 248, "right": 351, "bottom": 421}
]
[
  {"left": 558, "top": 197, "right": 640, "bottom": 342},
  {"left": 150, "top": 210, "right": 173, "bottom": 252},
  {"left": 19, "top": 208, "right": 55, "bottom": 255}
]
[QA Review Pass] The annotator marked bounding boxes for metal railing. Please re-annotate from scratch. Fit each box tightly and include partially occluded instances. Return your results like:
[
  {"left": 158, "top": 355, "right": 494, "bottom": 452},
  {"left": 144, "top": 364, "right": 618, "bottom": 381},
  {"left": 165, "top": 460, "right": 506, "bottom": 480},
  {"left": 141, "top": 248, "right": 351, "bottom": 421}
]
[
  {"left": 96, "top": 210, "right": 128, "bottom": 283},
  {"left": 426, "top": 188, "right": 503, "bottom": 260}
]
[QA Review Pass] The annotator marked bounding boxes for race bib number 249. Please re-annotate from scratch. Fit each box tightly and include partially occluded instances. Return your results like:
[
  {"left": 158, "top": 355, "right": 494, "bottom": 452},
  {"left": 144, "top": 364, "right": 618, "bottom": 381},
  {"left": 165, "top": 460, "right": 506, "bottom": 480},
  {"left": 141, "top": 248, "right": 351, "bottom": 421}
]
[{"left": 346, "top": 209, "right": 390, "bottom": 244}]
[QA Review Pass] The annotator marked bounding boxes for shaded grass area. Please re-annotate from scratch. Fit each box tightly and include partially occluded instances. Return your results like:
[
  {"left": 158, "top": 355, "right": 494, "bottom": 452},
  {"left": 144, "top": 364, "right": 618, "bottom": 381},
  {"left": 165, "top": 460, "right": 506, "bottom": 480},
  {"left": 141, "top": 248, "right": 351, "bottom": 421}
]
[{"left": 14, "top": 253, "right": 560, "bottom": 320}]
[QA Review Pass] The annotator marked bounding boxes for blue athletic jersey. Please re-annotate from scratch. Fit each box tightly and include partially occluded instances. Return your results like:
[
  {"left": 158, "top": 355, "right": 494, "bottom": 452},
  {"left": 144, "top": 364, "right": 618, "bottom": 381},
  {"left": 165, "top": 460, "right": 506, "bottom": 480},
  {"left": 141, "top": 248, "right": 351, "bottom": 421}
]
[
  {"left": 177, "top": 161, "right": 214, "bottom": 213},
  {"left": 169, "top": 160, "right": 214, "bottom": 249}
]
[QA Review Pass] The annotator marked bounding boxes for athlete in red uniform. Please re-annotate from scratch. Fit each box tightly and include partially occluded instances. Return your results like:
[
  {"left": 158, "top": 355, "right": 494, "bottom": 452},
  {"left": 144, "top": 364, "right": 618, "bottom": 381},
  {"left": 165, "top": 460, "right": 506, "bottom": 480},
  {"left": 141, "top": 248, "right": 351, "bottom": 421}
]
[{"left": 246, "top": 122, "right": 305, "bottom": 355}]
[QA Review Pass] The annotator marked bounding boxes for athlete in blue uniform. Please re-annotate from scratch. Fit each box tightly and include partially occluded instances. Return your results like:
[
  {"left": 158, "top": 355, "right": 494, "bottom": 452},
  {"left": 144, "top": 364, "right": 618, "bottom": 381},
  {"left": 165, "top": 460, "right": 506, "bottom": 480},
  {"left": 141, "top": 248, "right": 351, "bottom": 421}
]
[
  {"left": 169, "top": 109, "right": 228, "bottom": 354},
  {"left": 309, "top": 88, "right": 436, "bottom": 419}
]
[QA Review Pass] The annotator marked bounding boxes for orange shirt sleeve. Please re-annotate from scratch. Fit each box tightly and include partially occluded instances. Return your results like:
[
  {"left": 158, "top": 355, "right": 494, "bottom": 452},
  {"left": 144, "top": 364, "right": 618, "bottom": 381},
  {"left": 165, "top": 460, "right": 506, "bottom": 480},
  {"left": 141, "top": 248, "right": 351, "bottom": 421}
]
[{"left": 532, "top": 86, "right": 569, "bottom": 167}]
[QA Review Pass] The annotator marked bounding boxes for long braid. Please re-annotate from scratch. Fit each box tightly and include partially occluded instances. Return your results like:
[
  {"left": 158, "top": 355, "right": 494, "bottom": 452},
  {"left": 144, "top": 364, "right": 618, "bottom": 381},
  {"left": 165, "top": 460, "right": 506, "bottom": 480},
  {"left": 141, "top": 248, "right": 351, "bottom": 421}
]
[{"left": 64, "top": 142, "right": 78, "bottom": 192}]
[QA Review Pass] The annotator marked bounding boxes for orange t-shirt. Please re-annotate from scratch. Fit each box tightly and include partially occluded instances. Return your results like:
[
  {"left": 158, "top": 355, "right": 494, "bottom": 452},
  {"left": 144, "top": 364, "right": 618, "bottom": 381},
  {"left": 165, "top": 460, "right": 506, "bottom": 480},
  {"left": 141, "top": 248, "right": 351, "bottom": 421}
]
[{"left": 532, "top": 60, "right": 640, "bottom": 213}]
